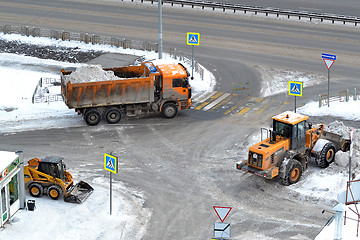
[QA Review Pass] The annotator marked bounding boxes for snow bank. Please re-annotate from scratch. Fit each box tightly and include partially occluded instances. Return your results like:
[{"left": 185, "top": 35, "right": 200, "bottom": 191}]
[
  {"left": 65, "top": 65, "right": 118, "bottom": 83},
  {"left": 351, "top": 129, "right": 360, "bottom": 169}
]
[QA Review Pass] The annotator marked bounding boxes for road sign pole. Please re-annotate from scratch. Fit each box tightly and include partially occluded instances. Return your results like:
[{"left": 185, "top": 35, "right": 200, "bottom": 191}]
[
  {"left": 110, "top": 171, "right": 112, "bottom": 215},
  {"left": 158, "top": 0, "right": 162, "bottom": 59},
  {"left": 328, "top": 69, "right": 330, "bottom": 107},
  {"left": 191, "top": 45, "right": 194, "bottom": 80},
  {"left": 294, "top": 96, "right": 297, "bottom": 113}
]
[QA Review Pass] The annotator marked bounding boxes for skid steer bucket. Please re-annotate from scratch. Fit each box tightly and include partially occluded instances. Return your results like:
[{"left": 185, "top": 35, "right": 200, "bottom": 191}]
[{"left": 64, "top": 181, "right": 94, "bottom": 204}]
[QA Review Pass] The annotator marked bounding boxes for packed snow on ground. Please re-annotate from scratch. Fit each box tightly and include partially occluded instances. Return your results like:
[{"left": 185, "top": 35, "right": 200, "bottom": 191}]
[
  {"left": 255, "top": 65, "right": 326, "bottom": 97},
  {"left": 0, "top": 170, "right": 151, "bottom": 240}
]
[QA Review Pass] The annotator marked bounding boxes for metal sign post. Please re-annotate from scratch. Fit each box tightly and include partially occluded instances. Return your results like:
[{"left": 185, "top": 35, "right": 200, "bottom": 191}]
[
  {"left": 104, "top": 153, "right": 118, "bottom": 215},
  {"left": 187, "top": 32, "right": 200, "bottom": 80},
  {"left": 288, "top": 81, "right": 303, "bottom": 112},
  {"left": 213, "top": 206, "right": 232, "bottom": 239},
  {"left": 158, "top": 0, "right": 162, "bottom": 59},
  {"left": 322, "top": 53, "right": 336, "bottom": 107}
]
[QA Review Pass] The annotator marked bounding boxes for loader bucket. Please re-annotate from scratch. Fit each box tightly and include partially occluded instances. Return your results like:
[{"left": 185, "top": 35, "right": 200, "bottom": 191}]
[{"left": 64, "top": 181, "right": 94, "bottom": 204}]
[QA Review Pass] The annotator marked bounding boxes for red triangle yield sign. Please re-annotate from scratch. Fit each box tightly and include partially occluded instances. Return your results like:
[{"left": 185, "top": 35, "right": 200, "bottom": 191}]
[
  {"left": 213, "top": 206, "right": 232, "bottom": 222},
  {"left": 323, "top": 58, "right": 335, "bottom": 70}
]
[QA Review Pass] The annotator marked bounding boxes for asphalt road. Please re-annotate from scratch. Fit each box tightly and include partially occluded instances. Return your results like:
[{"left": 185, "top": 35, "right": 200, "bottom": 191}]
[{"left": 0, "top": 0, "right": 359, "bottom": 239}]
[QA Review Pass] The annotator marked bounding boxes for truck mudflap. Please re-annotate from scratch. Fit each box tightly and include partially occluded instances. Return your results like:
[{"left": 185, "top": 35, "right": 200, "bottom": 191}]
[
  {"left": 64, "top": 181, "right": 94, "bottom": 204},
  {"left": 236, "top": 161, "right": 279, "bottom": 180}
]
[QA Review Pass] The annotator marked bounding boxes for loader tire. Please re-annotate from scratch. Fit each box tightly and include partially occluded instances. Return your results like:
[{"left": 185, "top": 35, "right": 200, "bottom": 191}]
[
  {"left": 105, "top": 107, "right": 121, "bottom": 124},
  {"left": 161, "top": 103, "right": 178, "bottom": 118},
  {"left": 316, "top": 142, "right": 336, "bottom": 168},
  {"left": 47, "top": 185, "right": 63, "bottom": 200},
  {"left": 279, "top": 159, "right": 303, "bottom": 186},
  {"left": 84, "top": 109, "right": 101, "bottom": 126},
  {"left": 29, "top": 183, "right": 44, "bottom": 198}
]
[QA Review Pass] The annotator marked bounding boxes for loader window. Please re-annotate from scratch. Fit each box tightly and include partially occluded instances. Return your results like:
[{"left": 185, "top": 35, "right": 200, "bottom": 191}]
[{"left": 273, "top": 121, "right": 292, "bottom": 138}]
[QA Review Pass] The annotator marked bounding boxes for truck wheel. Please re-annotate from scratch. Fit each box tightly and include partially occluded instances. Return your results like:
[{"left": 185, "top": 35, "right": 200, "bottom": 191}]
[
  {"left": 161, "top": 103, "right": 178, "bottom": 118},
  {"left": 84, "top": 109, "right": 101, "bottom": 126},
  {"left": 316, "top": 142, "right": 336, "bottom": 168},
  {"left": 47, "top": 185, "right": 63, "bottom": 200},
  {"left": 105, "top": 107, "right": 121, "bottom": 124},
  {"left": 29, "top": 183, "right": 44, "bottom": 198},
  {"left": 279, "top": 159, "right": 303, "bottom": 186}
]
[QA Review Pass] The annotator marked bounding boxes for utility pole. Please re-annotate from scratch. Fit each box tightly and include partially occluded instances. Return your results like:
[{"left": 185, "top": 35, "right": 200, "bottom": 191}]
[{"left": 158, "top": 0, "right": 162, "bottom": 59}]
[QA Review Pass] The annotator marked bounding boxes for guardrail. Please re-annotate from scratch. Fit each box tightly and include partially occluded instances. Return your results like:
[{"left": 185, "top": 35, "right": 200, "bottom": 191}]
[
  {"left": 319, "top": 88, "right": 359, "bottom": 107},
  {"left": 137, "top": 0, "right": 360, "bottom": 26}
]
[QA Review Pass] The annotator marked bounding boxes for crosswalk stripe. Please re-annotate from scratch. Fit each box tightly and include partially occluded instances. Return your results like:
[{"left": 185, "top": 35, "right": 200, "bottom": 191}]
[
  {"left": 194, "top": 92, "right": 223, "bottom": 110},
  {"left": 210, "top": 94, "right": 233, "bottom": 111},
  {"left": 238, "top": 107, "right": 251, "bottom": 115},
  {"left": 193, "top": 91, "right": 217, "bottom": 103},
  {"left": 256, "top": 103, "right": 271, "bottom": 114},
  {"left": 254, "top": 98, "right": 264, "bottom": 103},
  {"left": 203, "top": 93, "right": 231, "bottom": 111},
  {"left": 224, "top": 105, "right": 238, "bottom": 115}
]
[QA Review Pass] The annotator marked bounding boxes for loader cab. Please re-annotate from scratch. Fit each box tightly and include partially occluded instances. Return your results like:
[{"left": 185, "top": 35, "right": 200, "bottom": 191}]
[
  {"left": 38, "top": 156, "right": 66, "bottom": 182},
  {"left": 272, "top": 111, "right": 309, "bottom": 150}
]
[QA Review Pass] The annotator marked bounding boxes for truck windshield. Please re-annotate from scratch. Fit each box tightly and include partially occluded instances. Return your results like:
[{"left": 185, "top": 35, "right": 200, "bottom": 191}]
[
  {"left": 274, "top": 121, "right": 292, "bottom": 138},
  {"left": 182, "top": 78, "right": 189, "bottom": 87}
]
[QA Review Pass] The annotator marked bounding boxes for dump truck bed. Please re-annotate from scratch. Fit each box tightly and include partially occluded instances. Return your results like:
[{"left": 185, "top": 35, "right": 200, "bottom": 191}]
[{"left": 61, "top": 63, "right": 157, "bottom": 109}]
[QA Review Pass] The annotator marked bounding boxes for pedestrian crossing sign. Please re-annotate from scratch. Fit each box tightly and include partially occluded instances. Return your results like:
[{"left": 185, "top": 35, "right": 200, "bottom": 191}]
[
  {"left": 187, "top": 32, "right": 200, "bottom": 45},
  {"left": 104, "top": 153, "right": 118, "bottom": 174},
  {"left": 289, "top": 81, "right": 303, "bottom": 97}
]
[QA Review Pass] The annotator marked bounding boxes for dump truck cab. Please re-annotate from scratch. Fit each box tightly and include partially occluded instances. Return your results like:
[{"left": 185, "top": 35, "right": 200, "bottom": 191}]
[{"left": 156, "top": 63, "right": 192, "bottom": 112}]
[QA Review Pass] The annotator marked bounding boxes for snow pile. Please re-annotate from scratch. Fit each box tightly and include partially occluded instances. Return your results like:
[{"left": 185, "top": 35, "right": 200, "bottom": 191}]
[
  {"left": 299, "top": 100, "right": 360, "bottom": 121},
  {"left": 351, "top": 129, "right": 360, "bottom": 169},
  {"left": 325, "top": 121, "right": 351, "bottom": 139},
  {"left": 65, "top": 65, "right": 118, "bottom": 83},
  {"left": 335, "top": 129, "right": 360, "bottom": 169},
  {"left": 290, "top": 123, "right": 360, "bottom": 205}
]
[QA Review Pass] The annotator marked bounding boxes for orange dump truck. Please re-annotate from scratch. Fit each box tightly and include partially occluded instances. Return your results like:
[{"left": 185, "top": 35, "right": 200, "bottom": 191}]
[{"left": 61, "top": 62, "right": 192, "bottom": 125}]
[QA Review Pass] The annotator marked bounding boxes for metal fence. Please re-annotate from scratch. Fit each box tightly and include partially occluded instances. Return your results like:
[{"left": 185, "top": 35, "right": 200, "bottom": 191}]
[
  {"left": 169, "top": 48, "right": 204, "bottom": 80},
  {"left": 139, "top": 0, "right": 360, "bottom": 26},
  {"left": 319, "top": 88, "right": 359, "bottom": 107},
  {"left": 1, "top": 24, "right": 158, "bottom": 52}
]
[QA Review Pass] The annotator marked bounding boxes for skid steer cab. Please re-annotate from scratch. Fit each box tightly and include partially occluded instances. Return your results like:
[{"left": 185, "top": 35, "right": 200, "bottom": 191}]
[
  {"left": 236, "top": 111, "right": 350, "bottom": 186},
  {"left": 24, "top": 156, "right": 93, "bottom": 203}
]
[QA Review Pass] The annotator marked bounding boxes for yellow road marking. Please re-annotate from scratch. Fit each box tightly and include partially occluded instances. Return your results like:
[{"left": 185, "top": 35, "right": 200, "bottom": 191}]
[
  {"left": 238, "top": 107, "right": 251, "bottom": 115},
  {"left": 224, "top": 105, "right": 239, "bottom": 115},
  {"left": 210, "top": 94, "right": 233, "bottom": 111},
  {"left": 256, "top": 103, "right": 271, "bottom": 114},
  {"left": 254, "top": 98, "right": 264, "bottom": 103},
  {"left": 283, "top": 102, "right": 291, "bottom": 105},
  {"left": 195, "top": 92, "right": 223, "bottom": 110}
]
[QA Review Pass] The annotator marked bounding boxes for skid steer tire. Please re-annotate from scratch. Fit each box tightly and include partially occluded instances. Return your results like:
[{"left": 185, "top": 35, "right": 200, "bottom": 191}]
[
  {"left": 84, "top": 109, "right": 101, "bottom": 126},
  {"left": 279, "top": 159, "right": 303, "bottom": 186},
  {"left": 161, "top": 103, "right": 178, "bottom": 118},
  {"left": 47, "top": 185, "right": 63, "bottom": 200},
  {"left": 29, "top": 183, "right": 44, "bottom": 198},
  {"left": 316, "top": 142, "right": 336, "bottom": 168}
]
